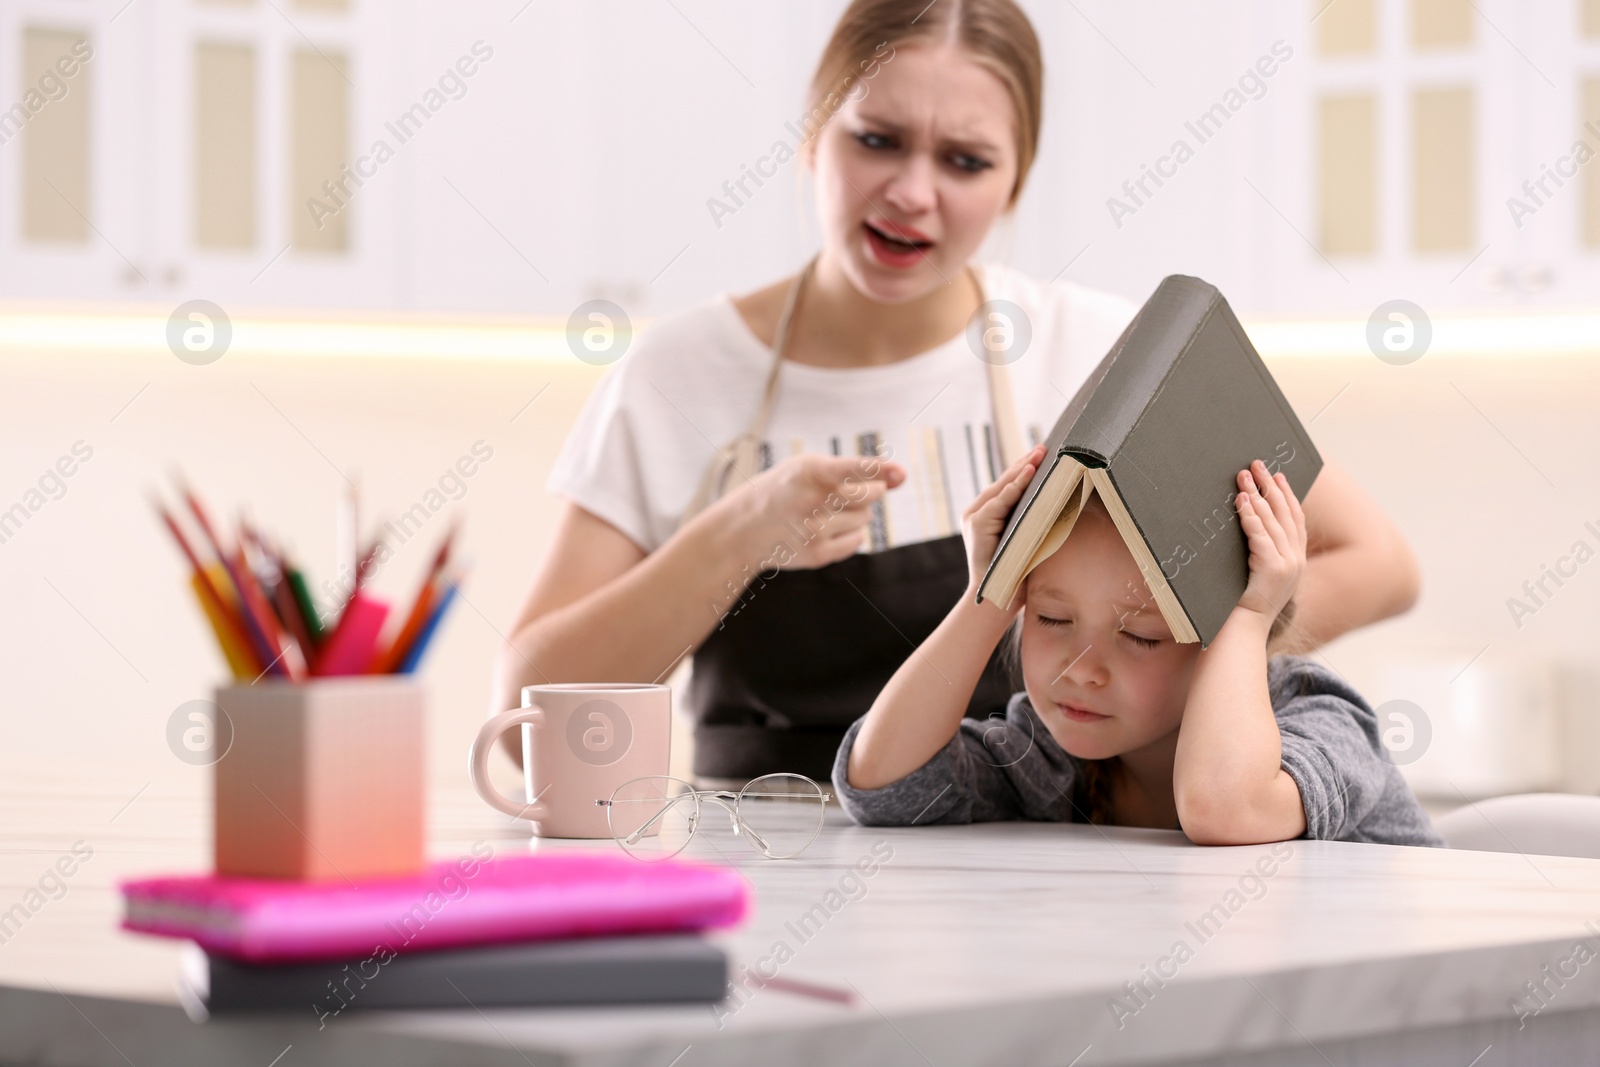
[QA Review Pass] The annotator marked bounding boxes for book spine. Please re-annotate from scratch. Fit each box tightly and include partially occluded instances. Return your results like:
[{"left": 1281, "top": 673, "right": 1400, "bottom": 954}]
[{"left": 1060, "top": 277, "right": 1218, "bottom": 465}]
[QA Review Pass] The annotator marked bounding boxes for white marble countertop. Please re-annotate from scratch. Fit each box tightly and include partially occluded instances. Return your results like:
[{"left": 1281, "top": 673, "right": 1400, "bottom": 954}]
[{"left": 4, "top": 780, "right": 1600, "bottom": 1067}]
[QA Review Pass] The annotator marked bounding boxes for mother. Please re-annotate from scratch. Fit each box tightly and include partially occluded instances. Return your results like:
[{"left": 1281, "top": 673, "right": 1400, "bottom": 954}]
[{"left": 493, "top": 0, "right": 1418, "bottom": 784}]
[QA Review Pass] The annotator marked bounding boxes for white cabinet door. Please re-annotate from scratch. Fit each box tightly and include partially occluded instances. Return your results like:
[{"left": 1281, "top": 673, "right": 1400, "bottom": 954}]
[
  {"left": 0, "top": 0, "right": 400, "bottom": 308},
  {"left": 1274, "top": 0, "right": 1600, "bottom": 314},
  {"left": 1498, "top": 0, "right": 1600, "bottom": 307}
]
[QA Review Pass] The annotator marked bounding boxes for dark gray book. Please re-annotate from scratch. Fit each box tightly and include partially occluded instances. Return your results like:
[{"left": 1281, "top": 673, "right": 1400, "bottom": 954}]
[
  {"left": 181, "top": 935, "right": 727, "bottom": 1018},
  {"left": 976, "top": 275, "right": 1321, "bottom": 647}
]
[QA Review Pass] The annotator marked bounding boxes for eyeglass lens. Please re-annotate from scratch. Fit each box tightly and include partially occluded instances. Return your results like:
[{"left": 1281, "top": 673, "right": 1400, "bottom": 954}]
[
  {"left": 605, "top": 775, "right": 698, "bottom": 861},
  {"left": 736, "top": 773, "right": 825, "bottom": 859},
  {"left": 605, "top": 773, "right": 827, "bottom": 861}
]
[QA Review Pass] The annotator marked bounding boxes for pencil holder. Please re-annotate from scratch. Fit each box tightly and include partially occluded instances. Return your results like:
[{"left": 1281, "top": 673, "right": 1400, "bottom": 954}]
[{"left": 213, "top": 677, "right": 426, "bottom": 881}]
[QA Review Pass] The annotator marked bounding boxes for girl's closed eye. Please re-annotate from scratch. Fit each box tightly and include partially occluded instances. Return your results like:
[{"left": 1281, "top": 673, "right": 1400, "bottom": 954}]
[
  {"left": 1035, "top": 613, "right": 1069, "bottom": 629},
  {"left": 1118, "top": 629, "right": 1160, "bottom": 649}
]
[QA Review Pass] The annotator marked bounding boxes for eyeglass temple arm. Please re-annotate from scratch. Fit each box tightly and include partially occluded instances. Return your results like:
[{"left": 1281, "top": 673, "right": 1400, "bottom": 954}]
[
  {"left": 730, "top": 788, "right": 831, "bottom": 853},
  {"left": 596, "top": 786, "right": 732, "bottom": 845},
  {"left": 601, "top": 784, "right": 830, "bottom": 852}
]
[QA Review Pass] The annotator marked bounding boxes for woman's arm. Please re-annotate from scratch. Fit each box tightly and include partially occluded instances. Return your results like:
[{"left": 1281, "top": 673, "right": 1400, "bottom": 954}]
[
  {"left": 846, "top": 447, "right": 1043, "bottom": 791},
  {"left": 489, "top": 500, "right": 722, "bottom": 713},
  {"left": 491, "top": 454, "right": 903, "bottom": 721},
  {"left": 1276, "top": 458, "right": 1420, "bottom": 654},
  {"left": 1174, "top": 461, "right": 1309, "bottom": 846}
]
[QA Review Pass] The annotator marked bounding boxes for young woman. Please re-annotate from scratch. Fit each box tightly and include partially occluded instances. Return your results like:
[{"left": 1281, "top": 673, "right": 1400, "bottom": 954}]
[
  {"left": 836, "top": 448, "right": 1442, "bottom": 846},
  {"left": 492, "top": 0, "right": 1419, "bottom": 784}
]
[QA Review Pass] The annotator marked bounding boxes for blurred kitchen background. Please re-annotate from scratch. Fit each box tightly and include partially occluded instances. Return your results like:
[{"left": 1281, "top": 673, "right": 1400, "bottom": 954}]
[{"left": 4, "top": 0, "right": 1600, "bottom": 808}]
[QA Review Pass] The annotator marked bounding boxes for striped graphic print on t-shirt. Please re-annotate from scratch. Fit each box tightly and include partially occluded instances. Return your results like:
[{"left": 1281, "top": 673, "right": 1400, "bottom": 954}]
[{"left": 758, "top": 419, "right": 1043, "bottom": 552}]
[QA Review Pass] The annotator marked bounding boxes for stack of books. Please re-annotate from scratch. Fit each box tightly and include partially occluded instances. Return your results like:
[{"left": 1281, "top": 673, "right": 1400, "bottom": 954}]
[{"left": 121, "top": 850, "right": 746, "bottom": 1018}]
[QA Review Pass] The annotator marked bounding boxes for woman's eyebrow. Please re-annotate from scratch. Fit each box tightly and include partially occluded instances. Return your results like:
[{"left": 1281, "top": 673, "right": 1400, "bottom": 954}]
[
  {"left": 853, "top": 113, "right": 1002, "bottom": 153},
  {"left": 853, "top": 112, "right": 904, "bottom": 133},
  {"left": 940, "top": 132, "right": 1002, "bottom": 154}
]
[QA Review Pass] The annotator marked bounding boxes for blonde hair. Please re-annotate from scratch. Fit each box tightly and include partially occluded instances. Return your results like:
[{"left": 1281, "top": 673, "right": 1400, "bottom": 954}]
[{"left": 805, "top": 0, "right": 1045, "bottom": 205}]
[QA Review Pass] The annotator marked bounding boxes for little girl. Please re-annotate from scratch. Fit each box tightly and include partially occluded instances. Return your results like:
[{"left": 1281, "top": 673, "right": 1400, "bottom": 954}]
[{"left": 833, "top": 445, "right": 1442, "bottom": 846}]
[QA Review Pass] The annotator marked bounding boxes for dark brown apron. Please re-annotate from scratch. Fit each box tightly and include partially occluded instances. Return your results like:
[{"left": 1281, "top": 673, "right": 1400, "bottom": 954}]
[{"left": 678, "top": 258, "right": 1028, "bottom": 781}]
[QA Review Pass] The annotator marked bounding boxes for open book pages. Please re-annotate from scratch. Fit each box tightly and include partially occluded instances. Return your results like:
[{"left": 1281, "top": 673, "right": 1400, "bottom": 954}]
[
  {"left": 981, "top": 453, "right": 1086, "bottom": 611},
  {"left": 990, "top": 465, "right": 1201, "bottom": 645},
  {"left": 975, "top": 276, "right": 1319, "bottom": 647},
  {"left": 1081, "top": 470, "right": 1200, "bottom": 644}
]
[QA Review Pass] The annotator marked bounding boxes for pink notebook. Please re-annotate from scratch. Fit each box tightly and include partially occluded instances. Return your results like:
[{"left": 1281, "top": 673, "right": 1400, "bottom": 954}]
[{"left": 121, "top": 850, "right": 749, "bottom": 963}]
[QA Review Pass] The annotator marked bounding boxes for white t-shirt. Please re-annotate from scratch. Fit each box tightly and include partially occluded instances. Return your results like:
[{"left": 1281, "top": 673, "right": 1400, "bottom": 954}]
[{"left": 547, "top": 263, "right": 1138, "bottom": 555}]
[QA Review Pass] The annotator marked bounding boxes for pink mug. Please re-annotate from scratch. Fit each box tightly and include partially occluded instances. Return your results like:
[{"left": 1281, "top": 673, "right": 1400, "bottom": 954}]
[{"left": 468, "top": 683, "right": 672, "bottom": 839}]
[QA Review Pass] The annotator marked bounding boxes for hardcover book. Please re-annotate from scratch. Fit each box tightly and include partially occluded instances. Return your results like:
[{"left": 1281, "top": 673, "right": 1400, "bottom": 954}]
[
  {"left": 122, "top": 850, "right": 748, "bottom": 963},
  {"left": 976, "top": 274, "right": 1321, "bottom": 647},
  {"left": 183, "top": 935, "right": 728, "bottom": 1017}
]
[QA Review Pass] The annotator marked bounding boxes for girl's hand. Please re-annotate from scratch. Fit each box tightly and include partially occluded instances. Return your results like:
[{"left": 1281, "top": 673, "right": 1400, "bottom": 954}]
[
  {"left": 1233, "top": 459, "right": 1307, "bottom": 628},
  {"left": 961, "top": 444, "right": 1046, "bottom": 602}
]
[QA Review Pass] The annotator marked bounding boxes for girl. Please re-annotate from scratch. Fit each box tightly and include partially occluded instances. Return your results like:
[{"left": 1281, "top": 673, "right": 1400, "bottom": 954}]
[
  {"left": 496, "top": 0, "right": 1420, "bottom": 787},
  {"left": 836, "top": 447, "right": 1442, "bottom": 847}
]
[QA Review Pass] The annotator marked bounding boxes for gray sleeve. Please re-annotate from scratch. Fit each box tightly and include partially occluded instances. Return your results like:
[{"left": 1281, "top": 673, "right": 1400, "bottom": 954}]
[
  {"left": 1269, "top": 656, "right": 1444, "bottom": 847},
  {"left": 830, "top": 693, "right": 1079, "bottom": 826}
]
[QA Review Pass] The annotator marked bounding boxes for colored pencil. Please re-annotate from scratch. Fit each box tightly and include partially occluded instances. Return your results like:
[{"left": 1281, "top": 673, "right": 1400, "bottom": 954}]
[
  {"left": 341, "top": 481, "right": 359, "bottom": 591},
  {"left": 230, "top": 542, "right": 306, "bottom": 680},
  {"left": 398, "top": 569, "right": 463, "bottom": 674},
  {"left": 370, "top": 578, "right": 439, "bottom": 675},
  {"left": 177, "top": 481, "right": 287, "bottom": 677},
  {"left": 158, "top": 474, "right": 465, "bottom": 681},
  {"left": 369, "top": 520, "right": 458, "bottom": 674},
  {"left": 284, "top": 565, "right": 325, "bottom": 648},
  {"left": 192, "top": 567, "right": 252, "bottom": 679},
  {"left": 243, "top": 521, "right": 317, "bottom": 672},
  {"left": 153, "top": 498, "right": 263, "bottom": 675},
  {"left": 352, "top": 536, "right": 383, "bottom": 595}
]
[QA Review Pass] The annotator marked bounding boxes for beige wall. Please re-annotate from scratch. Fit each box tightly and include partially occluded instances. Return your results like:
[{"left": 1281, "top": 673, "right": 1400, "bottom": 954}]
[
  {"left": 3, "top": 321, "right": 1599, "bottom": 810},
  {"left": 0, "top": 332, "right": 601, "bottom": 803}
]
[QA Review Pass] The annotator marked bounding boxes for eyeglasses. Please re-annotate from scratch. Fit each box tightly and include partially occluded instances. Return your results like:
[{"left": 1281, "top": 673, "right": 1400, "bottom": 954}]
[{"left": 595, "top": 773, "right": 830, "bottom": 861}]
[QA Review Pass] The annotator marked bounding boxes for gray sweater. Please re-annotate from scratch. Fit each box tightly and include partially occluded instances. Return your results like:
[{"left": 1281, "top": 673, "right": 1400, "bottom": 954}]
[{"left": 831, "top": 655, "right": 1444, "bottom": 847}]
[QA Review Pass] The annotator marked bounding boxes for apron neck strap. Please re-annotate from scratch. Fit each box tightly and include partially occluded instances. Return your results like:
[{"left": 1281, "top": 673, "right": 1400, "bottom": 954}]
[
  {"left": 680, "top": 256, "right": 1025, "bottom": 526},
  {"left": 744, "top": 254, "right": 816, "bottom": 443},
  {"left": 980, "top": 276, "right": 1027, "bottom": 468}
]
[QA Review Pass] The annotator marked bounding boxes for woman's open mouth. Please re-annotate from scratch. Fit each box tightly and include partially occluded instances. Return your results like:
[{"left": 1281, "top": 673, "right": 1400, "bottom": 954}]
[{"left": 862, "top": 220, "right": 934, "bottom": 268}]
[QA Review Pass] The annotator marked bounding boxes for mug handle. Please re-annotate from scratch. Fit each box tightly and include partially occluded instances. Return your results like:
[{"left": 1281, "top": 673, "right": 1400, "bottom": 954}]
[{"left": 468, "top": 708, "right": 548, "bottom": 821}]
